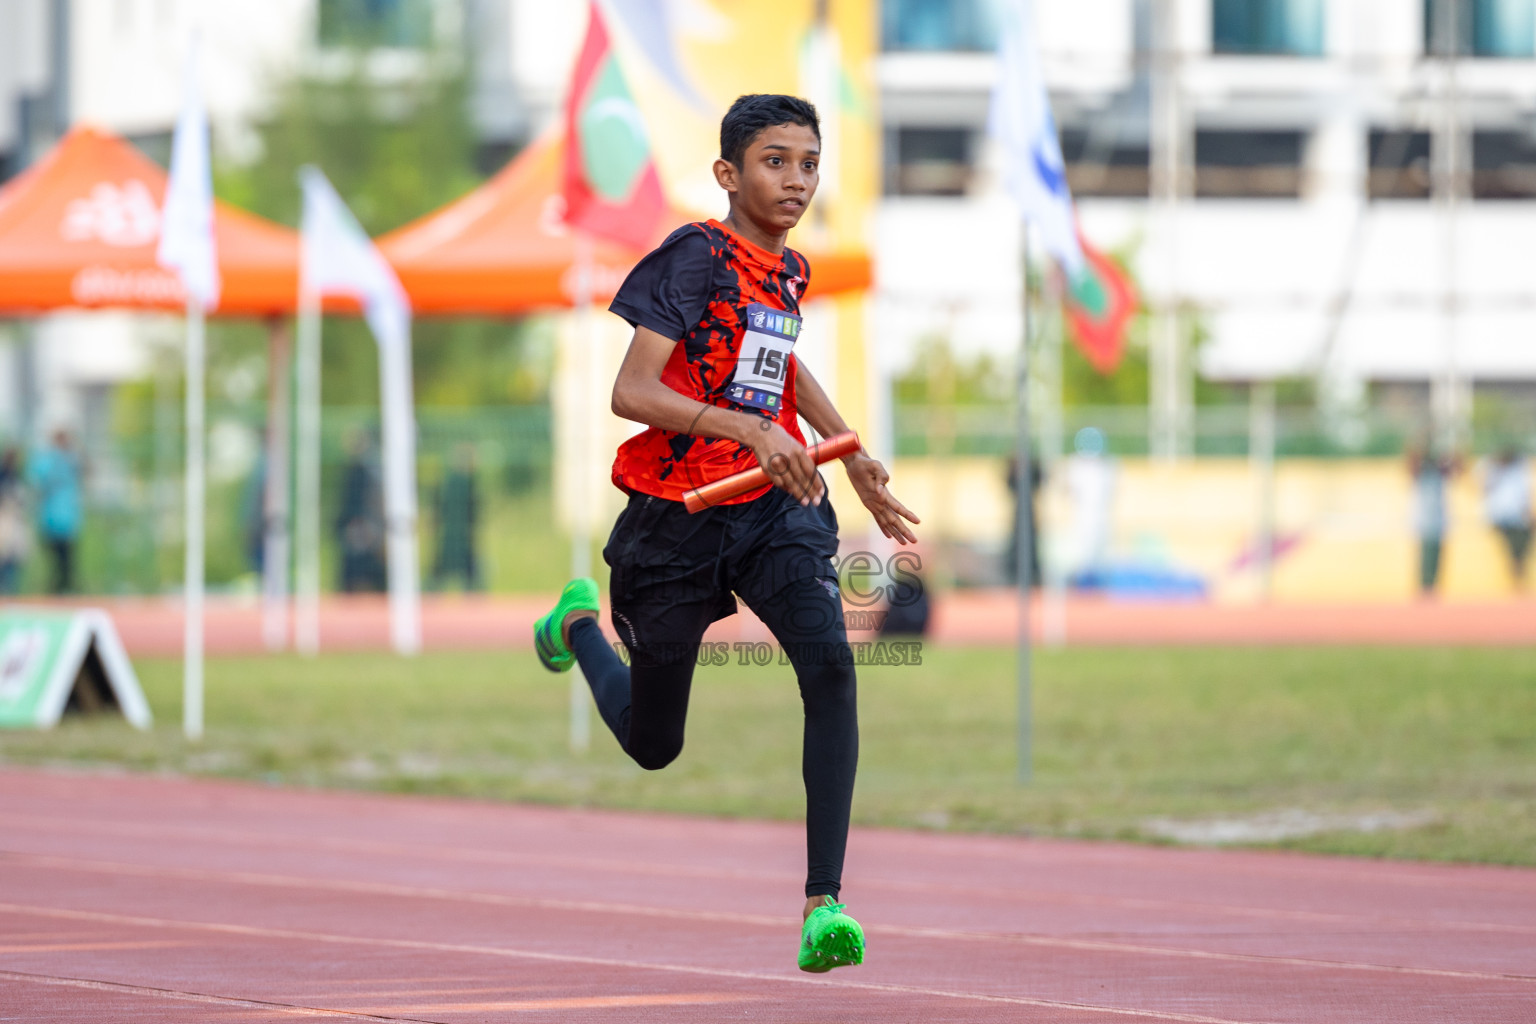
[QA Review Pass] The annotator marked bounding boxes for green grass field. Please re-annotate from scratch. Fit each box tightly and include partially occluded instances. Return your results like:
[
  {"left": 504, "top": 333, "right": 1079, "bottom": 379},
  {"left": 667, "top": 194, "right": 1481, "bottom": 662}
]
[{"left": 2, "top": 645, "right": 1532, "bottom": 865}]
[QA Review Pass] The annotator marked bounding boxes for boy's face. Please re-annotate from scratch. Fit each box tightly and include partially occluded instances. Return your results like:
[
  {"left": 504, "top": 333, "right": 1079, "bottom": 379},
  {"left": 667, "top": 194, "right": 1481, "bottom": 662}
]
[{"left": 715, "top": 122, "right": 820, "bottom": 234}]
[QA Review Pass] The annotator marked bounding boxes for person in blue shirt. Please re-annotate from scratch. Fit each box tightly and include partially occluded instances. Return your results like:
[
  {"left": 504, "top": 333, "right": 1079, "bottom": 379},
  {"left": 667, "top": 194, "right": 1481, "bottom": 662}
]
[
  {"left": 28, "top": 430, "right": 83, "bottom": 594},
  {"left": 1408, "top": 441, "right": 1461, "bottom": 598},
  {"left": 0, "top": 446, "right": 28, "bottom": 594}
]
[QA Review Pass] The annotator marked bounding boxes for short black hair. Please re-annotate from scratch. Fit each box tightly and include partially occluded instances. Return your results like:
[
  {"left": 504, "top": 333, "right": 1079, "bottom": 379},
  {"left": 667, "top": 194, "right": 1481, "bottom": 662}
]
[{"left": 720, "top": 94, "right": 821, "bottom": 168}]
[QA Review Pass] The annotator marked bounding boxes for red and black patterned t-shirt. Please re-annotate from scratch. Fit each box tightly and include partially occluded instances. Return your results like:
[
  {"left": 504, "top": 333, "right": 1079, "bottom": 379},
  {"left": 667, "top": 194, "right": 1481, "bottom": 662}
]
[{"left": 607, "top": 219, "right": 810, "bottom": 504}]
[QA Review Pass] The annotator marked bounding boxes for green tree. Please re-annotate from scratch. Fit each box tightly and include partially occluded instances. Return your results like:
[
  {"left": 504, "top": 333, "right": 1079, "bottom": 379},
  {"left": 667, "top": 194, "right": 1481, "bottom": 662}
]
[
  {"left": 893, "top": 335, "right": 1013, "bottom": 406},
  {"left": 213, "top": 44, "right": 545, "bottom": 408}
]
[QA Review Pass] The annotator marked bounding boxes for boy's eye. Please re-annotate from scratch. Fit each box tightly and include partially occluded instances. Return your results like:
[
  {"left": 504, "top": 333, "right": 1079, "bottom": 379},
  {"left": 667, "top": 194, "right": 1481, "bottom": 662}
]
[{"left": 768, "top": 156, "right": 782, "bottom": 165}]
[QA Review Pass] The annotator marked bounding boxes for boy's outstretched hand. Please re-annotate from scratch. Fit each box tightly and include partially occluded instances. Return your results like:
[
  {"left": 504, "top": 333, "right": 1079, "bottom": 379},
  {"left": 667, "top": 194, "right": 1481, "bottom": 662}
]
[{"left": 843, "top": 453, "right": 920, "bottom": 545}]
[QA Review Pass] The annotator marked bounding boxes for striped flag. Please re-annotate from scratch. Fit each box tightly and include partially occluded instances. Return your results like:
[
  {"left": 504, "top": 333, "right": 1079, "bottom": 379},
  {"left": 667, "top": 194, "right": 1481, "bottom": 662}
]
[
  {"left": 1065, "top": 235, "right": 1137, "bottom": 374},
  {"left": 562, "top": 0, "right": 667, "bottom": 249},
  {"left": 988, "top": 0, "right": 1083, "bottom": 277}
]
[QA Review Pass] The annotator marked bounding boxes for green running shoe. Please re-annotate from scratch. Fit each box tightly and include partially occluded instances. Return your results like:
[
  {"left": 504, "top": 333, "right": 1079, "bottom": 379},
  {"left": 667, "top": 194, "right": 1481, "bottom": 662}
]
[
  {"left": 798, "top": 898, "right": 865, "bottom": 973},
  {"left": 534, "top": 577, "right": 599, "bottom": 673}
]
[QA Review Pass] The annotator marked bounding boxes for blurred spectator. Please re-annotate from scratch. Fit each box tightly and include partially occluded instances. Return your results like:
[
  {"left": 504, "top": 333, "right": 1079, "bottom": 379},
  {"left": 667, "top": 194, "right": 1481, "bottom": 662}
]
[
  {"left": 336, "top": 431, "right": 386, "bottom": 593},
  {"left": 1408, "top": 443, "right": 1460, "bottom": 598},
  {"left": 1004, "top": 451, "right": 1043, "bottom": 586},
  {"left": 0, "top": 446, "right": 29, "bottom": 594},
  {"left": 431, "top": 443, "right": 481, "bottom": 591},
  {"left": 1482, "top": 448, "right": 1532, "bottom": 591},
  {"left": 1065, "top": 426, "right": 1116, "bottom": 578},
  {"left": 28, "top": 430, "right": 82, "bottom": 594},
  {"left": 242, "top": 453, "right": 268, "bottom": 578},
  {"left": 879, "top": 548, "right": 930, "bottom": 636}
]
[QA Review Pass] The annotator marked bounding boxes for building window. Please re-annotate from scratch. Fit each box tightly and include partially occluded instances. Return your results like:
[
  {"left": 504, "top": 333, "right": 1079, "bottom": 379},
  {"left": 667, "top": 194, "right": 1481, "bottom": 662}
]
[
  {"left": 882, "top": 0, "right": 998, "bottom": 52},
  {"left": 1371, "top": 127, "right": 1536, "bottom": 200},
  {"left": 1424, "top": 0, "right": 1536, "bottom": 57},
  {"left": 1472, "top": 131, "right": 1536, "bottom": 197},
  {"left": 1194, "top": 130, "right": 1304, "bottom": 197},
  {"left": 885, "top": 127, "right": 973, "bottom": 196},
  {"left": 1059, "top": 128, "right": 1150, "bottom": 197},
  {"left": 318, "top": 0, "right": 435, "bottom": 49},
  {"left": 1368, "top": 129, "right": 1432, "bottom": 199},
  {"left": 1212, "top": 0, "right": 1325, "bottom": 56}
]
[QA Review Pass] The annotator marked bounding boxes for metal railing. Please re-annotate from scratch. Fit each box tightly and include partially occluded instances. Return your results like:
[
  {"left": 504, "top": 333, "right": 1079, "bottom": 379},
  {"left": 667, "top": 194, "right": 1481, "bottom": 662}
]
[
  {"left": 893, "top": 402, "right": 1536, "bottom": 459},
  {"left": 1, "top": 404, "right": 553, "bottom": 596}
]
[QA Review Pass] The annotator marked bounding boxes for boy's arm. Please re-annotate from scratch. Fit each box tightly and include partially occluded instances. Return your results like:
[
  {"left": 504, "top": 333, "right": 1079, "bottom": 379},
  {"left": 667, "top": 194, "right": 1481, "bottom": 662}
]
[
  {"left": 611, "top": 326, "right": 825, "bottom": 505},
  {"left": 793, "top": 361, "right": 920, "bottom": 545}
]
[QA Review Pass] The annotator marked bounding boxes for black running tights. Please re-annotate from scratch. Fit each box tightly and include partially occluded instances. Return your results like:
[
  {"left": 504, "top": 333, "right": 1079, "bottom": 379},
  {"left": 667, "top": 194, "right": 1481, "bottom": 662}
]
[{"left": 567, "top": 576, "right": 857, "bottom": 900}]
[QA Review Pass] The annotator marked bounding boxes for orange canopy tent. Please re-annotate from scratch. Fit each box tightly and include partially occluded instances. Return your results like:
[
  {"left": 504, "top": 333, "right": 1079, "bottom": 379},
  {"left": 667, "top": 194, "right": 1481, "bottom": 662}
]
[
  {"left": 0, "top": 125, "right": 311, "bottom": 662},
  {"left": 0, "top": 126, "right": 299, "bottom": 316},
  {"left": 378, "top": 130, "right": 873, "bottom": 316}
]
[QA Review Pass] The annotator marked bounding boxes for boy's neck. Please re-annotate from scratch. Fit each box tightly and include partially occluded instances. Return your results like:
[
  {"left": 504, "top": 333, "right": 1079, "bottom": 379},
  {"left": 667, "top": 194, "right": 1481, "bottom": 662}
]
[{"left": 721, "top": 209, "right": 787, "bottom": 255}]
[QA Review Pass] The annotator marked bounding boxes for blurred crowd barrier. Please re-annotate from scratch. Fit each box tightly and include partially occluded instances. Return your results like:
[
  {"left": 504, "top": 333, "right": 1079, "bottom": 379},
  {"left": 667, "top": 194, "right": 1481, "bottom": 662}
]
[
  {"left": 0, "top": 404, "right": 553, "bottom": 597},
  {"left": 902, "top": 454, "right": 1522, "bottom": 602},
  {"left": 3, "top": 399, "right": 1533, "bottom": 602},
  {"left": 895, "top": 403, "right": 1536, "bottom": 460},
  {"left": 896, "top": 402, "right": 1536, "bottom": 603}
]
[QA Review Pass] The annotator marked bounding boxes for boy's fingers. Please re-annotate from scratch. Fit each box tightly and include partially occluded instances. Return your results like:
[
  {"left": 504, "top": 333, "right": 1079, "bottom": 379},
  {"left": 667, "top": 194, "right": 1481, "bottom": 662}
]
[
  {"left": 793, "top": 449, "right": 818, "bottom": 502},
  {"left": 885, "top": 490, "right": 921, "bottom": 524},
  {"left": 876, "top": 489, "right": 919, "bottom": 543},
  {"left": 773, "top": 447, "right": 816, "bottom": 504}
]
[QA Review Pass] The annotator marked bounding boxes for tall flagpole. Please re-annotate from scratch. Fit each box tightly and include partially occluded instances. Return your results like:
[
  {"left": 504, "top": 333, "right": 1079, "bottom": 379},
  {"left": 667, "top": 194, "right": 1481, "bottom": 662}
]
[
  {"left": 1015, "top": 226, "right": 1034, "bottom": 784},
  {"left": 160, "top": 31, "right": 217, "bottom": 740},
  {"left": 569, "top": 235, "right": 595, "bottom": 753},
  {"left": 1150, "top": 0, "right": 1184, "bottom": 462},
  {"left": 1042, "top": 269, "right": 1067, "bottom": 646},
  {"left": 262, "top": 318, "right": 293, "bottom": 651},
  {"left": 988, "top": 0, "right": 1081, "bottom": 783},
  {"left": 183, "top": 297, "right": 205, "bottom": 740},
  {"left": 378, "top": 322, "right": 422, "bottom": 655},
  {"left": 1431, "top": 0, "right": 1465, "bottom": 453},
  {"left": 295, "top": 285, "right": 322, "bottom": 656}
]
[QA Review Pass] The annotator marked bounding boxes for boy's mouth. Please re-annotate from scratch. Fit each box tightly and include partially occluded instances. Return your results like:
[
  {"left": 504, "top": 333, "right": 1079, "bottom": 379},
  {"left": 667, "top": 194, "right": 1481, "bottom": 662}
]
[{"left": 778, "top": 197, "right": 804, "bottom": 209}]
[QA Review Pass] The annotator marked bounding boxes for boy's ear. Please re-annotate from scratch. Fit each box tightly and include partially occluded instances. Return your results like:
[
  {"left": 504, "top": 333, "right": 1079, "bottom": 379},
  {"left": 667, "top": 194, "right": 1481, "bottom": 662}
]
[{"left": 713, "top": 157, "right": 740, "bottom": 194}]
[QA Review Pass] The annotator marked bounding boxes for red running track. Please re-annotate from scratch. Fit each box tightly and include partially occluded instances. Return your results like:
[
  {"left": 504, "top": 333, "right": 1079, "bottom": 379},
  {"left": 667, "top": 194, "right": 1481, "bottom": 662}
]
[
  {"left": 0, "top": 768, "right": 1532, "bottom": 1022},
  {"left": 10, "top": 591, "right": 1536, "bottom": 657}
]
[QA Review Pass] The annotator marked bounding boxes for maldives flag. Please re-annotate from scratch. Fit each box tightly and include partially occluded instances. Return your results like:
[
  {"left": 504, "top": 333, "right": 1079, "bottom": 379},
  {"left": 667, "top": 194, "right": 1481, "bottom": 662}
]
[
  {"left": 1064, "top": 234, "right": 1137, "bottom": 375},
  {"left": 562, "top": 1, "right": 667, "bottom": 249}
]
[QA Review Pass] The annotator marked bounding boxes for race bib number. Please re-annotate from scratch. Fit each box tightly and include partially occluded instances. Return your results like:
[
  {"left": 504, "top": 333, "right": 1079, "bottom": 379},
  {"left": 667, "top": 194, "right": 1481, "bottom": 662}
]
[{"left": 727, "top": 303, "right": 800, "bottom": 413}]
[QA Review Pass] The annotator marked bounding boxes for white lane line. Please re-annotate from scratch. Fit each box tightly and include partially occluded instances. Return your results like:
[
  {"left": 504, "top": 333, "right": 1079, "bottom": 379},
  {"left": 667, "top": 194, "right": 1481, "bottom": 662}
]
[
  {"left": 0, "top": 968, "right": 446, "bottom": 1022},
  {"left": 0, "top": 940, "right": 182, "bottom": 953},
  {"left": 0, "top": 902, "right": 1271, "bottom": 1024},
  {"left": 5, "top": 852, "right": 1533, "bottom": 986},
  {"left": 3, "top": 812, "right": 1532, "bottom": 937}
]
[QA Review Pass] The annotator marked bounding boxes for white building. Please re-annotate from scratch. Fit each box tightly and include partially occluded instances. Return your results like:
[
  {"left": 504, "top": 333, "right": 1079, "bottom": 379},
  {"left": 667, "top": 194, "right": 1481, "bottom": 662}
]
[
  {"left": 6, "top": 0, "right": 1536, "bottom": 443},
  {"left": 876, "top": 0, "right": 1536, "bottom": 444},
  {"left": 0, "top": 0, "right": 572, "bottom": 170},
  {"left": 0, "top": 0, "right": 567, "bottom": 441}
]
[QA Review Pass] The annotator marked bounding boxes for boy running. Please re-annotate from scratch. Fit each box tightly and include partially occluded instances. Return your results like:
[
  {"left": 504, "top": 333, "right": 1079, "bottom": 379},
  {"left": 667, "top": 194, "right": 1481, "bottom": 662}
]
[{"left": 534, "top": 94, "right": 919, "bottom": 972}]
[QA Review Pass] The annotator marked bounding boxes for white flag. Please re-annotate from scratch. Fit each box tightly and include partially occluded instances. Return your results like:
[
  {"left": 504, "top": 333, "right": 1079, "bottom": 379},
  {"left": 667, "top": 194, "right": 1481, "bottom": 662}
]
[
  {"left": 157, "top": 35, "right": 221, "bottom": 309},
  {"left": 299, "top": 165, "right": 420, "bottom": 655},
  {"left": 988, "top": 0, "right": 1083, "bottom": 277},
  {"left": 299, "top": 166, "right": 411, "bottom": 351}
]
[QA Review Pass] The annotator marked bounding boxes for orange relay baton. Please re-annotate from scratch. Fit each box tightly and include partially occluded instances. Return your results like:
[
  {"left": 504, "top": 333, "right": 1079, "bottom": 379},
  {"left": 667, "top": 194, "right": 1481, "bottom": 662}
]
[{"left": 683, "top": 431, "right": 860, "bottom": 514}]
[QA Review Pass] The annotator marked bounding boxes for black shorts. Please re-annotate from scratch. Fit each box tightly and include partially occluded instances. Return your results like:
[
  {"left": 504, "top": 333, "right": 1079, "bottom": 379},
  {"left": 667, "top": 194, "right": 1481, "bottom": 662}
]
[{"left": 602, "top": 482, "right": 840, "bottom": 663}]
